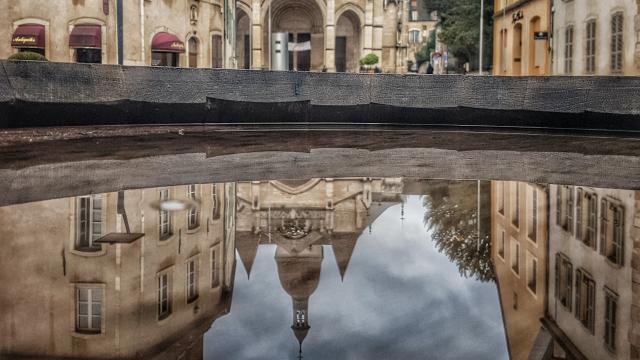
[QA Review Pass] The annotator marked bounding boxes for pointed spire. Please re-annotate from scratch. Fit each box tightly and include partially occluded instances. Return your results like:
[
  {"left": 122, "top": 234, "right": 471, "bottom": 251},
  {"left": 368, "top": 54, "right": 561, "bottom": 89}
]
[
  {"left": 331, "top": 234, "right": 359, "bottom": 281},
  {"left": 235, "top": 232, "right": 259, "bottom": 279}
]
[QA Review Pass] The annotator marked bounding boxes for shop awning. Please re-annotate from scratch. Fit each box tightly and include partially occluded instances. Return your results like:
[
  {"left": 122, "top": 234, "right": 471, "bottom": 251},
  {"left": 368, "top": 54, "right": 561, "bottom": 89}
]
[
  {"left": 11, "top": 24, "right": 45, "bottom": 49},
  {"left": 151, "top": 32, "right": 185, "bottom": 53},
  {"left": 69, "top": 24, "right": 102, "bottom": 48}
]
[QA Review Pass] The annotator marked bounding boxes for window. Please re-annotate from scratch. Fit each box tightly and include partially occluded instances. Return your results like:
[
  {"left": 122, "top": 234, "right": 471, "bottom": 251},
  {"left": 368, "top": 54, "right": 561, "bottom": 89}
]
[
  {"left": 212, "top": 35, "right": 223, "bottom": 68},
  {"left": 511, "top": 239, "right": 520, "bottom": 274},
  {"left": 604, "top": 288, "right": 618, "bottom": 352},
  {"left": 409, "top": 30, "right": 420, "bottom": 44},
  {"left": 411, "top": 11, "right": 418, "bottom": 21},
  {"left": 76, "top": 195, "right": 104, "bottom": 251},
  {"left": 76, "top": 286, "right": 102, "bottom": 334},
  {"left": 187, "top": 185, "right": 199, "bottom": 230},
  {"left": 497, "top": 181, "right": 505, "bottom": 215},
  {"left": 528, "top": 187, "right": 538, "bottom": 242},
  {"left": 501, "top": 29, "right": 508, "bottom": 74},
  {"left": 188, "top": 37, "right": 198, "bottom": 68},
  {"left": 555, "top": 253, "right": 573, "bottom": 310},
  {"left": 211, "top": 248, "right": 220, "bottom": 288},
  {"left": 557, "top": 185, "right": 574, "bottom": 233},
  {"left": 575, "top": 269, "right": 596, "bottom": 333},
  {"left": 527, "top": 253, "right": 538, "bottom": 294},
  {"left": 511, "top": 182, "right": 519, "bottom": 228},
  {"left": 76, "top": 48, "right": 102, "bottom": 64},
  {"left": 152, "top": 52, "right": 179, "bottom": 67},
  {"left": 585, "top": 20, "right": 597, "bottom": 74},
  {"left": 611, "top": 13, "right": 624, "bottom": 74},
  {"left": 186, "top": 259, "right": 198, "bottom": 303},
  {"left": 564, "top": 26, "right": 574, "bottom": 74},
  {"left": 159, "top": 189, "right": 172, "bottom": 240},
  {"left": 157, "top": 272, "right": 171, "bottom": 320},
  {"left": 601, "top": 199, "right": 624, "bottom": 265},
  {"left": 576, "top": 189, "right": 597, "bottom": 249},
  {"left": 498, "top": 230, "right": 505, "bottom": 259},
  {"left": 212, "top": 184, "right": 220, "bottom": 219}
]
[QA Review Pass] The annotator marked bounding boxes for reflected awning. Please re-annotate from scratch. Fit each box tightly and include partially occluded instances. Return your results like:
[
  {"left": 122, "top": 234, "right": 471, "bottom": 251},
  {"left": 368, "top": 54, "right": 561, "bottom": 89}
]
[
  {"left": 151, "top": 32, "right": 185, "bottom": 53},
  {"left": 11, "top": 24, "right": 45, "bottom": 49},
  {"left": 69, "top": 24, "right": 102, "bottom": 48}
]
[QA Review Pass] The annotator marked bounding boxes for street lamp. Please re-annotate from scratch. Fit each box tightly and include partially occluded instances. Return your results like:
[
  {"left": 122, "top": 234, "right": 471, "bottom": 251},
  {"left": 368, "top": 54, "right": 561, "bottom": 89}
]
[{"left": 479, "top": 0, "right": 484, "bottom": 75}]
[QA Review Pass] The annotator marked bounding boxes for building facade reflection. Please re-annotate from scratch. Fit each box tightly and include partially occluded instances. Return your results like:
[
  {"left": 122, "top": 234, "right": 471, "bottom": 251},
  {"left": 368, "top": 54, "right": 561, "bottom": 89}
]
[
  {"left": 235, "top": 178, "right": 404, "bottom": 354},
  {"left": 0, "top": 183, "right": 236, "bottom": 359},
  {"left": 492, "top": 181, "right": 549, "bottom": 360},
  {"left": 492, "top": 181, "right": 640, "bottom": 360}
]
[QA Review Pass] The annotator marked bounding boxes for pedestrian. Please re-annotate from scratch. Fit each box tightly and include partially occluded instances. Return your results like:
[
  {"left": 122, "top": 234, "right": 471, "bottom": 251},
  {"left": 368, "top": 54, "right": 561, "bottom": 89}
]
[{"left": 426, "top": 62, "right": 434, "bottom": 74}]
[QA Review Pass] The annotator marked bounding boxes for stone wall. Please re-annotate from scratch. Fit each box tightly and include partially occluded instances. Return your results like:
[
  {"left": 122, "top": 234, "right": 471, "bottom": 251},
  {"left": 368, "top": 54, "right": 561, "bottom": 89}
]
[{"left": 2, "top": 60, "right": 640, "bottom": 129}]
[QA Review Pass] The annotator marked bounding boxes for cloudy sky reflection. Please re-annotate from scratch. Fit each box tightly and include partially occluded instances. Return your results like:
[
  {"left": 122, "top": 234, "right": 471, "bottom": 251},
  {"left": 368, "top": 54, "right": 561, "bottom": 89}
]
[{"left": 204, "top": 196, "right": 508, "bottom": 360}]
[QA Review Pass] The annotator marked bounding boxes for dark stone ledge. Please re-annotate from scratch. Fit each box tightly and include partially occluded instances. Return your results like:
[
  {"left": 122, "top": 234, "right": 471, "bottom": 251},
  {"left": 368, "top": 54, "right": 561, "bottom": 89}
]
[{"left": 2, "top": 60, "right": 640, "bottom": 130}]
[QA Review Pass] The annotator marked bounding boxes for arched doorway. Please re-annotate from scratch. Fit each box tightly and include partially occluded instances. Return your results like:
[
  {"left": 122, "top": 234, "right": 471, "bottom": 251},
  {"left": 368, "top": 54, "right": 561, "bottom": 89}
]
[
  {"left": 335, "top": 10, "right": 362, "bottom": 72},
  {"left": 512, "top": 23, "right": 522, "bottom": 76},
  {"left": 265, "top": 0, "right": 324, "bottom": 71},
  {"left": 188, "top": 37, "right": 199, "bottom": 68},
  {"left": 529, "top": 16, "right": 543, "bottom": 75},
  {"left": 236, "top": 8, "right": 251, "bottom": 69}
]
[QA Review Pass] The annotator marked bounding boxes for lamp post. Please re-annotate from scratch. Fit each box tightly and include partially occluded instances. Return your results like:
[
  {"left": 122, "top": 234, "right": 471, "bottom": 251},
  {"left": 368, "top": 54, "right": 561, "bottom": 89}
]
[{"left": 479, "top": 0, "right": 484, "bottom": 75}]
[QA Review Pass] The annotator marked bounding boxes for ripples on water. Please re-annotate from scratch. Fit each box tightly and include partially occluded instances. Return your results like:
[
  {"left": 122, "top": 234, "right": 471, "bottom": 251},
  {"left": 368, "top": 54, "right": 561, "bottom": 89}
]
[{"left": 0, "top": 176, "right": 636, "bottom": 360}]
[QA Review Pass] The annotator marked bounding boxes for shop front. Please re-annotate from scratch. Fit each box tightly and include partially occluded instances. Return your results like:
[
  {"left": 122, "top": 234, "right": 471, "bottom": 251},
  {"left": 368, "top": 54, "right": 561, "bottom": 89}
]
[
  {"left": 151, "top": 32, "right": 185, "bottom": 67},
  {"left": 69, "top": 24, "right": 102, "bottom": 63},
  {"left": 11, "top": 24, "right": 45, "bottom": 56}
]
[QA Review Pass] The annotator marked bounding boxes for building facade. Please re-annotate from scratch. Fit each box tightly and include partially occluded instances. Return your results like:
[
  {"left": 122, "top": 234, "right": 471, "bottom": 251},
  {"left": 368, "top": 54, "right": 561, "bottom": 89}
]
[
  {"left": 552, "top": 0, "right": 640, "bottom": 75},
  {"left": 491, "top": 181, "right": 549, "bottom": 360},
  {"left": 546, "top": 185, "right": 638, "bottom": 360},
  {"left": 0, "top": 183, "right": 236, "bottom": 359},
  {"left": 0, "top": 0, "right": 232, "bottom": 68},
  {"left": 1, "top": 0, "right": 433, "bottom": 73},
  {"left": 492, "top": 0, "right": 551, "bottom": 75}
]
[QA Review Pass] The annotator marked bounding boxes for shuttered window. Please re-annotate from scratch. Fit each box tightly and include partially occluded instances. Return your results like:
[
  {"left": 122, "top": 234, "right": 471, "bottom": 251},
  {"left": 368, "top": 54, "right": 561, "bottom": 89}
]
[{"left": 611, "top": 13, "right": 624, "bottom": 73}]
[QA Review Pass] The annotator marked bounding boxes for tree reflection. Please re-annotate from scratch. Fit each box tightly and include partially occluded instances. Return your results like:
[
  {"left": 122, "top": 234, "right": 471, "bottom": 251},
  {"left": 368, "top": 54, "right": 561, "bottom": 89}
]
[{"left": 423, "top": 180, "right": 494, "bottom": 282}]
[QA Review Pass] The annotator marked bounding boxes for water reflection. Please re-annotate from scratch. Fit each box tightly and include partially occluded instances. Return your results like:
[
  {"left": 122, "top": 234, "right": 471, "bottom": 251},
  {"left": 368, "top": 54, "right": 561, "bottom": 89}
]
[{"left": 0, "top": 177, "right": 637, "bottom": 359}]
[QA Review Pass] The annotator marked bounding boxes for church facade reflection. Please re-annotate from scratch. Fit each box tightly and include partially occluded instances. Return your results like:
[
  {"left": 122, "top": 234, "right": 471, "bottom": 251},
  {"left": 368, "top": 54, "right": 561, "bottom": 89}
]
[
  {"left": 0, "top": 183, "right": 236, "bottom": 359},
  {"left": 234, "top": 178, "right": 404, "bottom": 355}
]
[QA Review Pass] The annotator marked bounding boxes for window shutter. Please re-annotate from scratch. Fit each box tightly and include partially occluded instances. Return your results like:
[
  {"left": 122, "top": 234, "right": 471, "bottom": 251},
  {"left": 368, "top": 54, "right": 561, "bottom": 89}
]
[{"left": 576, "top": 189, "right": 582, "bottom": 240}]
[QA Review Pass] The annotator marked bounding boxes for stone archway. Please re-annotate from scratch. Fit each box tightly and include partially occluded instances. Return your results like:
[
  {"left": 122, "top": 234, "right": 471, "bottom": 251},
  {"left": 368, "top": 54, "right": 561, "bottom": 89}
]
[
  {"left": 236, "top": 7, "right": 251, "bottom": 69},
  {"left": 262, "top": 0, "right": 325, "bottom": 71},
  {"left": 335, "top": 10, "right": 362, "bottom": 72}
]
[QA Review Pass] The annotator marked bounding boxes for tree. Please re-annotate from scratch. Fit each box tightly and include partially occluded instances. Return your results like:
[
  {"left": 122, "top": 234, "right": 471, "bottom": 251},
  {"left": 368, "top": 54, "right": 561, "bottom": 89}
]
[
  {"left": 423, "top": 180, "right": 494, "bottom": 282},
  {"left": 423, "top": 0, "right": 493, "bottom": 70}
]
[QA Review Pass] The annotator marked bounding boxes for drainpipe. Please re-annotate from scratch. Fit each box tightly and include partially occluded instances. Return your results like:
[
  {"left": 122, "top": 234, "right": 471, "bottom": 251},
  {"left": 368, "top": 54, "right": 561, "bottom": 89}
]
[
  {"left": 117, "top": 0, "right": 123, "bottom": 64},
  {"left": 140, "top": 0, "right": 145, "bottom": 64}
]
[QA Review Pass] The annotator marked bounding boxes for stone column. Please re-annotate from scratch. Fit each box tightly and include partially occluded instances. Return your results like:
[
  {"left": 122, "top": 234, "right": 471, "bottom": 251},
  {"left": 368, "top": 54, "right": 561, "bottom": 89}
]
[
  {"left": 363, "top": 0, "right": 374, "bottom": 54},
  {"left": 251, "top": 0, "right": 262, "bottom": 69},
  {"left": 372, "top": 0, "right": 384, "bottom": 61},
  {"left": 325, "top": 0, "right": 336, "bottom": 71}
]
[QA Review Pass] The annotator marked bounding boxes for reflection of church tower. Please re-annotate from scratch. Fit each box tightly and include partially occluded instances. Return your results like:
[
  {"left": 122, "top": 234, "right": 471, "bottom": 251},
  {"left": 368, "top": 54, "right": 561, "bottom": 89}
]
[{"left": 275, "top": 245, "right": 323, "bottom": 356}]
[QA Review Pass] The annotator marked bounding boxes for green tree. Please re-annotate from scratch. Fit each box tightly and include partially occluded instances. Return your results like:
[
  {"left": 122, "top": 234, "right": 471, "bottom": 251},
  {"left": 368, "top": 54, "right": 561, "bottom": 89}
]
[
  {"left": 423, "top": 180, "right": 494, "bottom": 282},
  {"left": 423, "top": 0, "right": 493, "bottom": 70}
]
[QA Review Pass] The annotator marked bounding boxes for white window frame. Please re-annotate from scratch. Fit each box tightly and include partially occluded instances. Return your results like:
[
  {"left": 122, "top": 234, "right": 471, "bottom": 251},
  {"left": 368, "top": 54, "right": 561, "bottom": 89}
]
[
  {"left": 157, "top": 268, "right": 173, "bottom": 321},
  {"left": 186, "top": 255, "right": 199, "bottom": 303},
  {"left": 74, "top": 283, "right": 105, "bottom": 335},
  {"left": 610, "top": 12, "right": 624, "bottom": 74},
  {"left": 159, "top": 188, "right": 172, "bottom": 240},
  {"left": 75, "top": 194, "right": 105, "bottom": 252}
]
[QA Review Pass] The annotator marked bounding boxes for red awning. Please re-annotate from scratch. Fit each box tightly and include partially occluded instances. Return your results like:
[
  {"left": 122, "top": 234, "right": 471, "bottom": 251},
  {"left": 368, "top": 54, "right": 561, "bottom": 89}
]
[
  {"left": 69, "top": 24, "right": 102, "bottom": 48},
  {"left": 11, "top": 24, "right": 45, "bottom": 49},
  {"left": 151, "top": 32, "right": 185, "bottom": 53}
]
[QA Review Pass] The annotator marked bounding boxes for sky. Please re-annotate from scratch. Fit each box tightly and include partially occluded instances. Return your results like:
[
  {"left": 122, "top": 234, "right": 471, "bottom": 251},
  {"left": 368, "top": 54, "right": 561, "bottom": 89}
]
[{"left": 204, "top": 196, "right": 508, "bottom": 360}]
